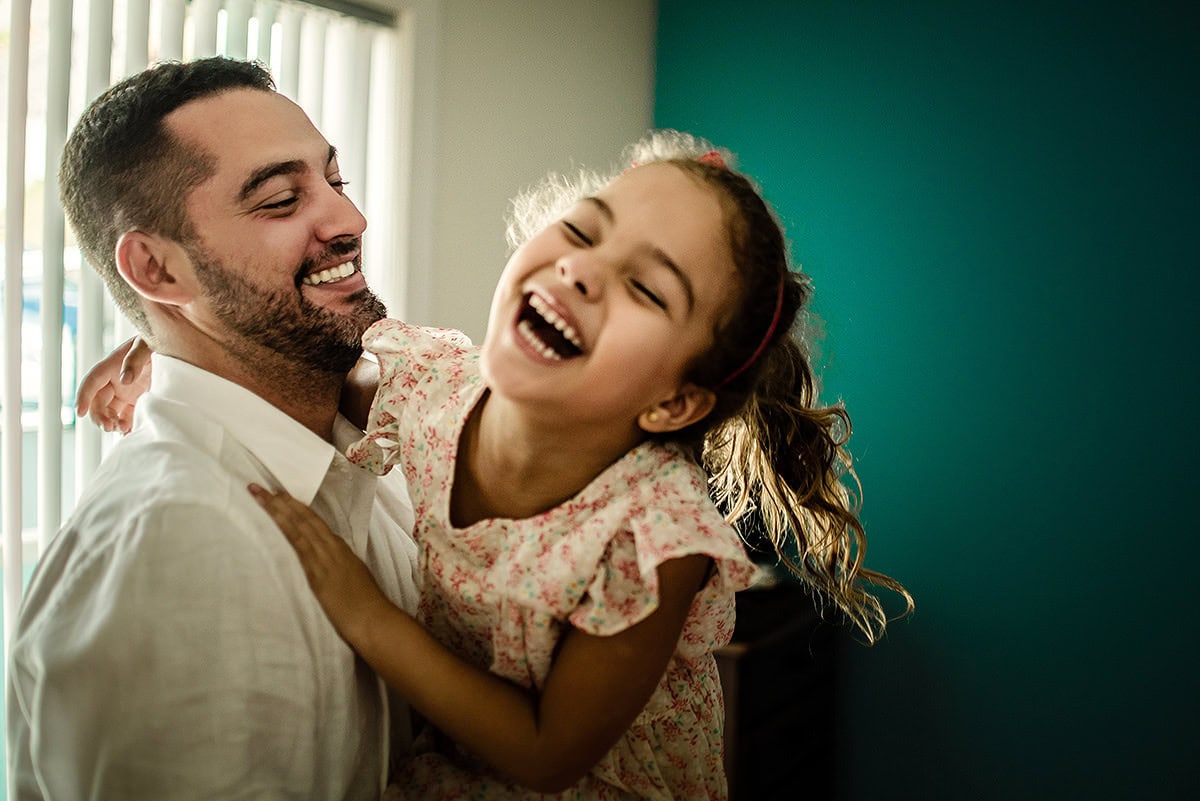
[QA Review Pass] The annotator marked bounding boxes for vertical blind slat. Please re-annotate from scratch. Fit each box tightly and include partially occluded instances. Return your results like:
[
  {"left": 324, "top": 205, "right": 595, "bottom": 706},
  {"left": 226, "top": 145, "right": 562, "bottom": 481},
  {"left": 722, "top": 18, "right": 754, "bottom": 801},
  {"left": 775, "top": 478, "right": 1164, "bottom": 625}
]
[
  {"left": 225, "top": 0, "right": 253, "bottom": 60},
  {"left": 298, "top": 11, "right": 327, "bottom": 128},
  {"left": 191, "top": 0, "right": 221, "bottom": 58},
  {"left": 124, "top": 0, "right": 151, "bottom": 77},
  {"left": 366, "top": 26, "right": 403, "bottom": 316},
  {"left": 253, "top": 1, "right": 277, "bottom": 66},
  {"left": 348, "top": 24, "right": 372, "bottom": 218},
  {"left": 39, "top": 0, "right": 75, "bottom": 552},
  {"left": 3, "top": 0, "right": 33, "bottom": 669},
  {"left": 323, "top": 19, "right": 373, "bottom": 287},
  {"left": 86, "top": 1, "right": 115, "bottom": 99},
  {"left": 76, "top": 0, "right": 117, "bottom": 497},
  {"left": 276, "top": 5, "right": 302, "bottom": 99},
  {"left": 73, "top": 279, "right": 104, "bottom": 495},
  {"left": 158, "top": 0, "right": 187, "bottom": 62}
]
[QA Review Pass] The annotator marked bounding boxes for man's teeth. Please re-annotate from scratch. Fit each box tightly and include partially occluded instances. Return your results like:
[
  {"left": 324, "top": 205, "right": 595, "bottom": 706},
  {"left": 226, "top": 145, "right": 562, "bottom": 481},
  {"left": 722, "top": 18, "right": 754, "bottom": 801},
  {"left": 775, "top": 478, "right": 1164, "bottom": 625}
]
[
  {"left": 518, "top": 320, "right": 564, "bottom": 361},
  {"left": 527, "top": 294, "right": 582, "bottom": 349},
  {"left": 301, "top": 262, "right": 356, "bottom": 286}
]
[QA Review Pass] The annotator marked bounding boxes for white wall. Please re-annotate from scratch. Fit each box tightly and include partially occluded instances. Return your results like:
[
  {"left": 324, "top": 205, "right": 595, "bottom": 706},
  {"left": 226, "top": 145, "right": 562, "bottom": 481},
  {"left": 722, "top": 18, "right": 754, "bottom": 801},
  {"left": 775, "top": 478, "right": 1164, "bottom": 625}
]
[{"left": 391, "top": 0, "right": 657, "bottom": 342}]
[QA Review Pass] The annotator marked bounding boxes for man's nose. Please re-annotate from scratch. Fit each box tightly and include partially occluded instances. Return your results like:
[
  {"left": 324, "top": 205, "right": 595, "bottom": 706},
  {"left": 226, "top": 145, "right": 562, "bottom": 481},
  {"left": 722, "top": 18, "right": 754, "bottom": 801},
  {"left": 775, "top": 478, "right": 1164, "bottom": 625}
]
[{"left": 313, "top": 185, "right": 367, "bottom": 242}]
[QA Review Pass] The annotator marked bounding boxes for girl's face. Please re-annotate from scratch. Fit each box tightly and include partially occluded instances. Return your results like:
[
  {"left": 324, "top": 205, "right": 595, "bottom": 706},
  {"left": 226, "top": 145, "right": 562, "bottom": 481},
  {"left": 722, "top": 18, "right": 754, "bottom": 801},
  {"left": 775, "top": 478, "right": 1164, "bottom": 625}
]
[{"left": 482, "top": 163, "right": 738, "bottom": 436}]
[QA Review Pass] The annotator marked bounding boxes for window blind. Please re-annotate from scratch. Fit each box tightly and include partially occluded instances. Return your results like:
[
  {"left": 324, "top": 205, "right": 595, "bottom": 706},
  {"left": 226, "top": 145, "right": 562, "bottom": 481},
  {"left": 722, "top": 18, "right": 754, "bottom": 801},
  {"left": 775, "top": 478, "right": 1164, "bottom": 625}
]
[{"left": 1, "top": 7, "right": 408, "bottom": 786}]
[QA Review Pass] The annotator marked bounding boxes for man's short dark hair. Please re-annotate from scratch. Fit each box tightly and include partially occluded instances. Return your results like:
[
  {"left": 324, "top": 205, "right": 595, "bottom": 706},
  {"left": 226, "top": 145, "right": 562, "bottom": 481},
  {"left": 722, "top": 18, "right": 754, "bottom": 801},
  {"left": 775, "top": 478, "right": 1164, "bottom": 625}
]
[{"left": 59, "top": 57, "right": 275, "bottom": 334}]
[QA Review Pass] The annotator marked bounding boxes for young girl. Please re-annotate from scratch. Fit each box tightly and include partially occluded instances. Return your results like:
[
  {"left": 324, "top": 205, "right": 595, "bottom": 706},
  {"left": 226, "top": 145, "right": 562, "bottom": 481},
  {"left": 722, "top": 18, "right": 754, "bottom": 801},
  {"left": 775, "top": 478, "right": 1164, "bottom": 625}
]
[{"left": 84, "top": 131, "right": 912, "bottom": 799}]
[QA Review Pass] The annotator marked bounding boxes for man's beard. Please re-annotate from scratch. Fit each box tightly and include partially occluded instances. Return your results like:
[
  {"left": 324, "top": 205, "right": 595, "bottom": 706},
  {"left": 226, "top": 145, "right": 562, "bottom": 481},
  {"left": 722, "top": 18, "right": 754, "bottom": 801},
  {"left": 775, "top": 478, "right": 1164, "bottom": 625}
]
[{"left": 189, "top": 240, "right": 387, "bottom": 375}]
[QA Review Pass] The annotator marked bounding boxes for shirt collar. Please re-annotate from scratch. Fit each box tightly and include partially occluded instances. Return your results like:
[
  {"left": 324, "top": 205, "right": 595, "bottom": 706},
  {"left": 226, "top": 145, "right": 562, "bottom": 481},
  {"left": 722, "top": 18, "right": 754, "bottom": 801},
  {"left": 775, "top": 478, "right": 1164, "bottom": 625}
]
[{"left": 147, "top": 354, "right": 337, "bottom": 505}]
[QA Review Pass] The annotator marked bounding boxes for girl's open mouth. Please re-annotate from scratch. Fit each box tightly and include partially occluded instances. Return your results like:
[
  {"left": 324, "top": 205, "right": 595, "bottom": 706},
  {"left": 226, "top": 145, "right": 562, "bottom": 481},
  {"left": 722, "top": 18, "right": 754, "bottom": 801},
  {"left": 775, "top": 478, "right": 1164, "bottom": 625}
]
[{"left": 516, "top": 292, "right": 583, "bottom": 360}]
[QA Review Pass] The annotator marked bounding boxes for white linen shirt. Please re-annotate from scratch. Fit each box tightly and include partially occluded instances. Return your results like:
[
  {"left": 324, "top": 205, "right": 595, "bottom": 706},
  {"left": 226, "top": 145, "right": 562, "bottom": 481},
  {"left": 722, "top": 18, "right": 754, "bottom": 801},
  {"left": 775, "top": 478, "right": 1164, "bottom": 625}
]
[{"left": 6, "top": 354, "right": 420, "bottom": 801}]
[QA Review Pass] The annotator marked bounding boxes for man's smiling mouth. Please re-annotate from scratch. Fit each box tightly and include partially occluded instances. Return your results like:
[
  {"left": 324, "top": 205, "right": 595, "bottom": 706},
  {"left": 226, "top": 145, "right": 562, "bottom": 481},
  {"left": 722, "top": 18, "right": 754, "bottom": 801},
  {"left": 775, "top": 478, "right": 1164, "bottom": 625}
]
[
  {"left": 301, "top": 261, "right": 356, "bottom": 286},
  {"left": 517, "top": 293, "right": 583, "bottom": 360}
]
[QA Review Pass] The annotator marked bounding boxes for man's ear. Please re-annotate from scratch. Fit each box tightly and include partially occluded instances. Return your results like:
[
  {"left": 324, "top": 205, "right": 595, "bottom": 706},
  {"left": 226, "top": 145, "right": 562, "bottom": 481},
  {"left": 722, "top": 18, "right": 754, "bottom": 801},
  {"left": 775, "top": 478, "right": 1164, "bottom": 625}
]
[
  {"left": 114, "top": 231, "right": 192, "bottom": 305},
  {"left": 637, "top": 383, "right": 717, "bottom": 434}
]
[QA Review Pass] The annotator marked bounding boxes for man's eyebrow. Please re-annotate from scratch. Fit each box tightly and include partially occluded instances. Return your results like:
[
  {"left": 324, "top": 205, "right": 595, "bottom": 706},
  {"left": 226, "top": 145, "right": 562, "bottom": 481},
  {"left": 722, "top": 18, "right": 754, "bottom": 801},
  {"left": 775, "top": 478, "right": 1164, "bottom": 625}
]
[
  {"left": 584, "top": 195, "right": 696, "bottom": 313},
  {"left": 237, "top": 145, "right": 339, "bottom": 202}
]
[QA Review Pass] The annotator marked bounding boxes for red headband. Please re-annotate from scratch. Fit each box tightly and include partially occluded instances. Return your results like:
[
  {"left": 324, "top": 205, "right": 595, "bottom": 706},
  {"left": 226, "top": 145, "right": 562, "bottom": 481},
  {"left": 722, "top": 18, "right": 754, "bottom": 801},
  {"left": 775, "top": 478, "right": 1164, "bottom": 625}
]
[
  {"left": 628, "top": 150, "right": 728, "bottom": 171},
  {"left": 719, "top": 274, "right": 786, "bottom": 387},
  {"left": 697, "top": 149, "right": 779, "bottom": 386}
]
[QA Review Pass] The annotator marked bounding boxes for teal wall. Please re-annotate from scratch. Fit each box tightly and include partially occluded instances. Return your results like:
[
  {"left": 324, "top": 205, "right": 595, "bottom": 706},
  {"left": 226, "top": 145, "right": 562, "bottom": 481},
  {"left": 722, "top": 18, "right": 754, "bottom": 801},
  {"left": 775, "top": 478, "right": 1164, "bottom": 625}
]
[{"left": 655, "top": 1, "right": 1197, "bottom": 798}]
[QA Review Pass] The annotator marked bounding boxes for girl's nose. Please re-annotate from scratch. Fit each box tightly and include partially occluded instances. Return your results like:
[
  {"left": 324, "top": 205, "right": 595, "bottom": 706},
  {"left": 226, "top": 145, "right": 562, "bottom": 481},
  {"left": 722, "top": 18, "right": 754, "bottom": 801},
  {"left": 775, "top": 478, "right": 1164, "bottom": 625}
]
[{"left": 556, "top": 253, "right": 603, "bottom": 299}]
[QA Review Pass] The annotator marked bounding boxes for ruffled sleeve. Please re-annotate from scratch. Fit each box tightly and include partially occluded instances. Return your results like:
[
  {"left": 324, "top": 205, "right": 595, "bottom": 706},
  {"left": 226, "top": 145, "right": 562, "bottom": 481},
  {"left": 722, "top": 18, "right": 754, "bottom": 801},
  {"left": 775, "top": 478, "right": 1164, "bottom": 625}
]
[
  {"left": 567, "top": 448, "right": 757, "bottom": 639},
  {"left": 346, "top": 319, "right": 475, "bottom": 475}
]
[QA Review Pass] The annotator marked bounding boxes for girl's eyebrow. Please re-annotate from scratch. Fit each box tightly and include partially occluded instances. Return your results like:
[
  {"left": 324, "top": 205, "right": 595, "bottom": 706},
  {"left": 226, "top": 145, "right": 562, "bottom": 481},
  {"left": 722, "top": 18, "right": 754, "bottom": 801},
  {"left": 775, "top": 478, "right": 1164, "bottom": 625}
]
[
  {"left": 584, "top": 195, "right": 696, "bottom": 313},
  {"left": 238, "top": 145, "right": 338, "bottom": 202}
]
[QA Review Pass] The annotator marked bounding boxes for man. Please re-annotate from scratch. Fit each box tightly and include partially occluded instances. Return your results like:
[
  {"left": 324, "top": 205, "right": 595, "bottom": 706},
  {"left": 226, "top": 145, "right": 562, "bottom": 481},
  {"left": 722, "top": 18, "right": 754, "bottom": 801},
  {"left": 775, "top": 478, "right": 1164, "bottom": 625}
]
[{"left": 6, "top": 58, "right": 419, "bottom": 799}]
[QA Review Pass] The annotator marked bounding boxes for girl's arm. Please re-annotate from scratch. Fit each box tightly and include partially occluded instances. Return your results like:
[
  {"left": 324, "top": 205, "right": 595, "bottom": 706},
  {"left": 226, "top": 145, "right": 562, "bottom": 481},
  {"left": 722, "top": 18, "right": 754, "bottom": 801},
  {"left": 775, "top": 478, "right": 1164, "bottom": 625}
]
[
  {"left": 249, "top": 484, "right": 709, "bottom": 793},
  {"left": 74, "top": 336, "right": 381, "bottom": 434},
  {"left": 338, "top": 355, "right": 379, "bottom": 430}
]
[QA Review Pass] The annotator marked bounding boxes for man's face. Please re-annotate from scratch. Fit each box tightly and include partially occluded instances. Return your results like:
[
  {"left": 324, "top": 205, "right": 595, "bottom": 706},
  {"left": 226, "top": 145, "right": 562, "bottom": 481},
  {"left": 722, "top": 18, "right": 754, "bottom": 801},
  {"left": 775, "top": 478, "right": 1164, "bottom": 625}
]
[{"left": 165, "top": 88, "right": 384, "bottom": 374}]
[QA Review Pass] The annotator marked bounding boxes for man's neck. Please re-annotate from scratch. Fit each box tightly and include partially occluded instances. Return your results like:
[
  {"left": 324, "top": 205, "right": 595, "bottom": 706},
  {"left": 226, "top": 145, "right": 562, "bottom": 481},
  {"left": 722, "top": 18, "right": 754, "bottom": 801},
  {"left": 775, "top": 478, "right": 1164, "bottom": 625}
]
[
  {"left": 164, "top": 341, "right": 347, "bottom": 442},
  {"left": 238, "top": 360, "right": 348, "bottom": 442}
]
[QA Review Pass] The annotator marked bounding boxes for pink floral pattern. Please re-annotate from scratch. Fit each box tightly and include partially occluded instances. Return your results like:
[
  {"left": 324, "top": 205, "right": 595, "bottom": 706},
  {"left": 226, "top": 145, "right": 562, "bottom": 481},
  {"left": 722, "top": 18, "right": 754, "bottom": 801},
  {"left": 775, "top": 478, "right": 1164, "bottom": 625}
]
[{"left": 350, "top": 320, "right": 757, "bottom": 800}]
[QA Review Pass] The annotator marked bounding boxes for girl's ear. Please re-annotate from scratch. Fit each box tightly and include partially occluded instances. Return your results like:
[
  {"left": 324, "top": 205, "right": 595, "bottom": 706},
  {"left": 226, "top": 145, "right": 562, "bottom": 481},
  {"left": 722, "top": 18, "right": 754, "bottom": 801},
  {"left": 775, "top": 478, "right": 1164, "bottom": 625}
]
[
  {"left": 114, "top": 231, "right": 193, "bottom": 305},
  {"left": 638, "top": 384, "right": 717, "bottom": 434}
]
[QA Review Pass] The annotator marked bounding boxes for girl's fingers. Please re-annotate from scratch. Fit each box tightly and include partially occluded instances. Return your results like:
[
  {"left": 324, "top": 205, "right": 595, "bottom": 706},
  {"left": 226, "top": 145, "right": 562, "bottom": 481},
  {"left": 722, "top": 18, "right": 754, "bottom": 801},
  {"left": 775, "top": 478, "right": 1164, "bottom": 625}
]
[
  {"left": 114, "top": 403, "right": 135, "bottom": 435},
  {"left": 248, "top": 484, "right": 338, "bottom": 560},
  {"left": 76, "top": 336, "right": 137, "bottom": 416},
  {"left": 86, "top": 384, "right": 116, "bottom": 428},
  {"left": 120, "top": 336, "right": 153, "bottom": 385},
  {"left": 250, "top": 486, "right": 308, "bottom": 536}
]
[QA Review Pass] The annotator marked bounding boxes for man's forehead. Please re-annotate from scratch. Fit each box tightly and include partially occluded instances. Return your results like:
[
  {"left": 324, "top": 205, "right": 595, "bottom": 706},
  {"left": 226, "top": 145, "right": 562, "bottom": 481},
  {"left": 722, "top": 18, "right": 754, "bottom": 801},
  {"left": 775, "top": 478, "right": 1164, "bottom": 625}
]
[
  {"left": 166, "top": 88, "right": 330, "bottom": 173},
  {"left": 166, "top": 87, "right": 294, "bottom": 131}
]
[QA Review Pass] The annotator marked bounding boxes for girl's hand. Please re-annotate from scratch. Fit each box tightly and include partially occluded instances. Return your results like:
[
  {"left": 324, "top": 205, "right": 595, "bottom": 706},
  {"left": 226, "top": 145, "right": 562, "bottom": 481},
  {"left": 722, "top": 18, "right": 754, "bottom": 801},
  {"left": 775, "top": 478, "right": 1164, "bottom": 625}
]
[
  {"left": 248, "top": 483, "right": 392, "bottom": 647},
  {"left": 75, "top": 336, "right": 153, "bottom": 434}
]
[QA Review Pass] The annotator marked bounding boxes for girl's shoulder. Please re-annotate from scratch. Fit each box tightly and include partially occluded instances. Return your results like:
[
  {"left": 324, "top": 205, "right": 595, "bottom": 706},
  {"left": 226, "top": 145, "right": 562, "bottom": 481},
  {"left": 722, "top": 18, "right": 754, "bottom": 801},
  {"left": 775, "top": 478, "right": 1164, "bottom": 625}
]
[
  {"left": 362, "top": 319, "right": 475, "bottom": 360},
  {"left": 607, "top": 441, "right": 724, "bottom": 523},
  {"left": 347, "top": 321, "right": 483, "bottom": 476},
  {"left": 364, "top": 319, "right": 482, "bottom": 401},
  {"left": 590, "top": 441, "right": 757, "bottom": 580},
  {"left": 560, "top": 444, "right": 758, "bottom": 635}
]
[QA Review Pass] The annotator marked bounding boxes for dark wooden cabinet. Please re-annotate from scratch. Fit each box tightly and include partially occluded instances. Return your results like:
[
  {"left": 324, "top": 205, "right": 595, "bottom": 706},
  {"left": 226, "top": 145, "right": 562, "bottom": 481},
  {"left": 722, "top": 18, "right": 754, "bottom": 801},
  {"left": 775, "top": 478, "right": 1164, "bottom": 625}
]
[{"left": 716, "top": 581, "right": 837, "bottom": 801}]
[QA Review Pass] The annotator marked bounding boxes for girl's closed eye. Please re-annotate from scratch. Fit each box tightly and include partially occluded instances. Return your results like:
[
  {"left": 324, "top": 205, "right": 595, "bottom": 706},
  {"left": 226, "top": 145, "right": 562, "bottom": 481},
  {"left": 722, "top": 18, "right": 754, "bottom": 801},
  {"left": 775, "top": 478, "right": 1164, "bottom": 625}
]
[
  {"left": 631, "top": 279, "right": 667, "bottom": 310},
  {"left": 562, "top": 220, "right": 594, "bottom": 246}
]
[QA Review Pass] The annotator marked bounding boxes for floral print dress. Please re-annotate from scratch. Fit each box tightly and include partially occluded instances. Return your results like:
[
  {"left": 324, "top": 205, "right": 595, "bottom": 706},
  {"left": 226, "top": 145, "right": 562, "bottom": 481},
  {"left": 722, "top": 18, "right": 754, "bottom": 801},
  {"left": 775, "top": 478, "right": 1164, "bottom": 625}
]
[{"left": 349, "top": 320, "right": 757, "bottom": 800}]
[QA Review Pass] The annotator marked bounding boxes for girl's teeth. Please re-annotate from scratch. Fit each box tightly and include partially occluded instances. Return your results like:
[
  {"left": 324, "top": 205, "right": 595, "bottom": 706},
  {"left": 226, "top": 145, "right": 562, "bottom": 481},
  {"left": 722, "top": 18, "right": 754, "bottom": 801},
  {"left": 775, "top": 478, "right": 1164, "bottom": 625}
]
[
  {"left": 517, "top": 320, "right": 563, "bottom": 361},
  {"left": 528, "top": 294, "right": 582, "bottom": 348},
  {"left": 302, "top": 262, "right": 356, "bottom": 286}
]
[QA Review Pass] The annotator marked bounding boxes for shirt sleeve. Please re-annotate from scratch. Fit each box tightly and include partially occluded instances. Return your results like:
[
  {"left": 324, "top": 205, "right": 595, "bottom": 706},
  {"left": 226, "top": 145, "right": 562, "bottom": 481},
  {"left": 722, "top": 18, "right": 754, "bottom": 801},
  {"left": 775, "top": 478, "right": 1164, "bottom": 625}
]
[
  {"left": 568, "top": 501, "right": 758, "bottom": 637},
  {"left": 7, "top": 503, "right": 331, "bottom": 800}
]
